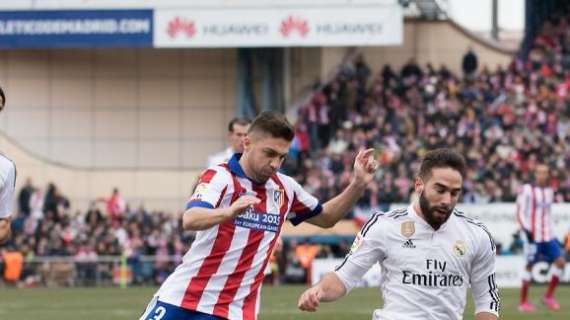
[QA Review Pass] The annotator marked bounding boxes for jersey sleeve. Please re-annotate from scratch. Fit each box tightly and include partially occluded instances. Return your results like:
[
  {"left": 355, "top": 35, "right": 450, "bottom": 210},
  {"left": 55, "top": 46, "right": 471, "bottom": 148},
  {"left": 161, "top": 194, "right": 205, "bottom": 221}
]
[
  {"left": 285, "top": 177, "right": 323, "bottom": 226},
  {"left": 0, "top": 162, "right": 16, "bottom": 219},
  {"left": 334, "top": 213, "right": 385, "bottom": 293},
  {"left": 470, "top": 230, "right": 500, "bottom": 317},
  {"left": 186, "top": 167, "right": 229, "bottom": 210}
]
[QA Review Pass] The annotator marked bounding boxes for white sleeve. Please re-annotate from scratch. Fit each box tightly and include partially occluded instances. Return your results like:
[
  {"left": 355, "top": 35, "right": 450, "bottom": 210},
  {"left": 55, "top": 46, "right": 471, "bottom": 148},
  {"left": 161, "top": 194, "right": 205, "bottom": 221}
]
[
  {"left": 0, "top": 162, "right": 16, "bottom": 219},
  {"left": 470, "top": 230, "right": 500, "bottom": 317},
  {"left": 334, "top": 213, "right": 385, "bottom": 292}
]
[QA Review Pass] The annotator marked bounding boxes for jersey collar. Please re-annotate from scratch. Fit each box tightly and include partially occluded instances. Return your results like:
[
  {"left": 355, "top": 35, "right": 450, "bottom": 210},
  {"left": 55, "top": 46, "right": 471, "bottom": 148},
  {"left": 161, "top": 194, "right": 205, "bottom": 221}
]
[
  {"left": 228, "top": 153, "right": 247, "bottom": 178},
  {"left": 408, "top": 203, "right": 451, "bottom": 232},
  {"left": 227, "top": 153, "right": 266, "bottom": 185}
]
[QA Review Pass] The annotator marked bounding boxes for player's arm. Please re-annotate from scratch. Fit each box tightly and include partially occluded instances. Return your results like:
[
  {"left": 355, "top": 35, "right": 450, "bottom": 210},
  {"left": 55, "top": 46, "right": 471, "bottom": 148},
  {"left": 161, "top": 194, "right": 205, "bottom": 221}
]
[
  {"left": 298, "top": 272, "right": 346, "bottom": 312},
  {"left": 515, "top": 186, "right": 529, "bottom": 230},
  {"left": 470, "top": 232, "right": 500, "bottom": 319},
  {"left": 182, "top": 168, "right": 260, "bottom": 231},
  {"left": 0, "top": 163, "right": 15, "bottom": 244},
  {"left": 515, "top": 186, "right": 532, "bottom": 242},
  {"left": 0, "top": 217, "right": 11, "bottom": 243},
  {"left": 306, "top": 149, "right": 378, "bottom": 228},
  {"left": 183, "top": 196, "right": 260, "bottom": 230},
  {"left": 299, "top": 215, "right": 385, "bottom": 312}
]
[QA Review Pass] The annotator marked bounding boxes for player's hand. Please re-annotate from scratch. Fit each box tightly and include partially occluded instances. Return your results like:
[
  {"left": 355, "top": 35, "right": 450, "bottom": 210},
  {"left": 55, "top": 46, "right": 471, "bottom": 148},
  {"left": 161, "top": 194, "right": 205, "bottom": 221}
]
[
  {"left": 351, "top": 148, "right": 378, "bottom": 187},
  {"left": 226, "top": 195, "right": 261, "bottom": 219},
  {"left": 298, "top": 286, "right": 324, "bottom": 312}
]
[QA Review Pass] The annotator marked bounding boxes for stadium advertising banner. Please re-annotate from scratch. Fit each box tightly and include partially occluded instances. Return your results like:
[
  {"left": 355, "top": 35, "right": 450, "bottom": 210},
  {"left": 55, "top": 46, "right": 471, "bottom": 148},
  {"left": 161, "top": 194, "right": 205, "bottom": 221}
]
[
  {"left": 0, "top": 10, "right": 153, "bottom": 48},
  {"left": 313, "top": 257, "right": 570, "bottom": 289},
  {"left": 494, "top": 257, "right": 570, "bottom": 288},
  {"left": 153, "top": 6, "right": 403, "bottom": 47},
  {"left": 454, "top": 203, "right": 570, "bottom": 248}
]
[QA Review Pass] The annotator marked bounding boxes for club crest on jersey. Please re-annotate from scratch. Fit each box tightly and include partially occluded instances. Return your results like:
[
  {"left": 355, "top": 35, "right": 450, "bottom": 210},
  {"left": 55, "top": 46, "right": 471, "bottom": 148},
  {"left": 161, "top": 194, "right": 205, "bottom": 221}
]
[
  {"left": 400, "top": 221, "right": 415, "bottom": 238},
  {"left": 192, "top": 183, "right": 208, "bottom": 200},
  {"left": 273, "top": 189, "right": 284, "bottom": 208},
  {"left": 453, "top": 240, "right": 467, "bottom": 257}
]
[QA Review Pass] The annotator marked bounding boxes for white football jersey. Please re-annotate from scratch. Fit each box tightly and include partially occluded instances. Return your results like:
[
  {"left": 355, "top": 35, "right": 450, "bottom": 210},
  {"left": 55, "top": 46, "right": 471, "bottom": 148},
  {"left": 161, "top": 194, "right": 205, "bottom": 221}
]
[
  {"left": 0, "top": 153, "right": 15, "bottom": 219},
  {"left": 335, "top": 205, "right": 500, "bottom": 320}
]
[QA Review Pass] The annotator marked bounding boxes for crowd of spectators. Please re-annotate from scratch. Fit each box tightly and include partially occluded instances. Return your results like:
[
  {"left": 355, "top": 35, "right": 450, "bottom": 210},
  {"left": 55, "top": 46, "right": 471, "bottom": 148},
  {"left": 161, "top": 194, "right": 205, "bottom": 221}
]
[
  {"left": 3, "top": 181, "right": 192, "bottom": 287},
  {"left": 287, "top": 13, "right": 570, "bottom": 209}
]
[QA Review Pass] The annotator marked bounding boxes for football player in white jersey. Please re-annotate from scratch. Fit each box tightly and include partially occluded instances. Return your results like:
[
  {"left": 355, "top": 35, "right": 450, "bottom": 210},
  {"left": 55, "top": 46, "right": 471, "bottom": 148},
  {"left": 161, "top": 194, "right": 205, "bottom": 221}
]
[
  {"left": 0, "top": 86, "right": 16, "bottom": 243},
  {"left": 299, "top": 148, "right": 500, "bottom": 320}
]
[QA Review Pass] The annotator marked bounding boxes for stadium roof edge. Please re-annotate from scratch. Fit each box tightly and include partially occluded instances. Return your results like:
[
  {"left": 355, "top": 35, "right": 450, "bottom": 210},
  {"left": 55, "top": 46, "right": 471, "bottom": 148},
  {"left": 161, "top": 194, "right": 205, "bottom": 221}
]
[{"left": 404, "top": 17, "right": 517, "bottom": 56}]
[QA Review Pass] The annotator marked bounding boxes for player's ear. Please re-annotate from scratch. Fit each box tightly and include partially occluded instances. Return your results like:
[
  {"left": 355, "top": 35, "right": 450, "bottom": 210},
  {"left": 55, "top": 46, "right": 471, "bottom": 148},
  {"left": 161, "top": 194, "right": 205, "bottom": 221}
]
[
  {"left": 242, "top": 135, "right": 251, "bottom": 152},
  {"left": 414, "top": 176, "right": 424, "bottom": 195}
]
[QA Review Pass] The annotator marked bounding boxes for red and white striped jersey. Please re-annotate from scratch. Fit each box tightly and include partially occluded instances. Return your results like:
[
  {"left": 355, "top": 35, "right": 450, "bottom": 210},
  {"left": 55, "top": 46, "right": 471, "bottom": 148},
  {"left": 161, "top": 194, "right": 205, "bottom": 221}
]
[
  {"left": 155, "top": 154, "right": 322, "bottom": 320},
  {"left": 516, "top": 183, "right": 555, "bottom": 243}
]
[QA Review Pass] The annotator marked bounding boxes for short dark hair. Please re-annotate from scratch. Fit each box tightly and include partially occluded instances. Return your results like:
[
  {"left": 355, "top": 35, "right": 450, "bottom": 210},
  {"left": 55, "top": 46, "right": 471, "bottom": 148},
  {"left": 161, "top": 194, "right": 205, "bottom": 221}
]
[
  {"left": 248, "top": 111, "right": 295, "bottom": 142},
  {"left": 0, "top": 86, "right": 5, "bottom": 109},
  {"left": 228, "top": 117, "right": 251, "bottom": 132},
  {"left": 419, "top": 148, "right": 466, "bottom": 180}
]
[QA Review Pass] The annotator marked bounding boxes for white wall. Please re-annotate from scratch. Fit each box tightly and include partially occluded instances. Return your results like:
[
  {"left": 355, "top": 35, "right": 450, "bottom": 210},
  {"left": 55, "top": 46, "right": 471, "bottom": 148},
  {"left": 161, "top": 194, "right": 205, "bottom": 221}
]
[{"left": 0, "top": 48, "right": 236, "bottom": 169}]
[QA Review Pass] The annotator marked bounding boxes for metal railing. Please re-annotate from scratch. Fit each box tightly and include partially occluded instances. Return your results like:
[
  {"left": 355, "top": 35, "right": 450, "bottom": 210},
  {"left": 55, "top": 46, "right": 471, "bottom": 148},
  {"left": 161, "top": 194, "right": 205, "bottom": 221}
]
[{"left": 6, "top": 255, "right": 182, "bottom": 288}]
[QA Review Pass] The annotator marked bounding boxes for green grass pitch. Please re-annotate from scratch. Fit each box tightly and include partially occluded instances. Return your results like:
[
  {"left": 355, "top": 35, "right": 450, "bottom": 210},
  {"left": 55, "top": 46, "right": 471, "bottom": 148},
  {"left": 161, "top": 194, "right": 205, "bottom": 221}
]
[{"left": 0, "top": 285, "right": 568, "bottom": 319}]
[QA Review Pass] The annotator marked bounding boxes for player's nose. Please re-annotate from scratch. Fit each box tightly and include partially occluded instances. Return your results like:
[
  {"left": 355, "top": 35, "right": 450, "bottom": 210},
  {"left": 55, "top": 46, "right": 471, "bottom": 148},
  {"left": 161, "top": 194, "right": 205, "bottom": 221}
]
[
  {"left": 440, "top": 192, "right": 452, "bottom": 206},
  {"left": 269, "top": 158, "right": 280, "bottom": 170}
]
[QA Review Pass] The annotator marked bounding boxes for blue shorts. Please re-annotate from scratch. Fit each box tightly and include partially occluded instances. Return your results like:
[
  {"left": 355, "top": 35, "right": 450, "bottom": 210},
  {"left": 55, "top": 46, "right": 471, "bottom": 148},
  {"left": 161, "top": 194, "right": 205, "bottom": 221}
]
[
  {"left": 140, "top": 297, "right": 225, "bottom": 320},
  {"left": 524, "top": 239, "right": 562, "bottom": 265}
]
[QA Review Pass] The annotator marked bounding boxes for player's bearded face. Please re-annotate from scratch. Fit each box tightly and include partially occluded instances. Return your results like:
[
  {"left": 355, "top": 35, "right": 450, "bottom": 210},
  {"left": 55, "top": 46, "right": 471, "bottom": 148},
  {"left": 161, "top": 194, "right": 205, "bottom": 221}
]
[
  {"left": 419, "top": 190, "right": 453, "bottom": 228},
  {"left": 417, "top": 168, "right": 462, "bottom": 229},
  {"left": 244, "top": 134, "right": 290, "bottom": 183}
]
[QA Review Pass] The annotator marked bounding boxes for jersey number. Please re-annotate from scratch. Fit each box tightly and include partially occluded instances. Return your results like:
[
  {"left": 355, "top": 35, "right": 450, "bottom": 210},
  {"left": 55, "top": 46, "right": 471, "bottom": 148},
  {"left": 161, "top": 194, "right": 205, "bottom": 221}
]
[{"left": 152, "top": 306, "right": 166, "bottom": 320}]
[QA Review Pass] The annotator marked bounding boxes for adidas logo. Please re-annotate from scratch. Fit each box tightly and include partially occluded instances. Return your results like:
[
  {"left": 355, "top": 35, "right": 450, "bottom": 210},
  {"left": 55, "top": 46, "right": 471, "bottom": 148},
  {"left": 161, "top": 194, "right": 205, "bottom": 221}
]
[{"left": 402, "top": 239, "right": 416, "bottom": 249}]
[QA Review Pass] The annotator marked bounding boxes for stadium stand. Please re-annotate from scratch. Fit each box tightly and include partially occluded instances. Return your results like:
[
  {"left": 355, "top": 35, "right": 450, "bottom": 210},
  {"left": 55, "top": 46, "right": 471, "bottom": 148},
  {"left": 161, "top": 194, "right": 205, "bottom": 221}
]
[{"left": 289, "top": 21, "right": 570, "bottom": 206}]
